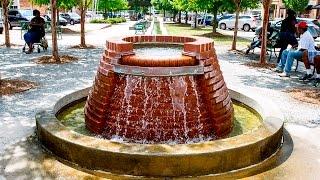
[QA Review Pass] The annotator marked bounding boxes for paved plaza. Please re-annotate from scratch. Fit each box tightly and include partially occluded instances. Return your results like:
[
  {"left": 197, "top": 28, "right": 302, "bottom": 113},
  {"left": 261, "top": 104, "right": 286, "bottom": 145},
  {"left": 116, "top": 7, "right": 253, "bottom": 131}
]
[{"left": 0, "top": 21, "right": 319, "bottom": 179}]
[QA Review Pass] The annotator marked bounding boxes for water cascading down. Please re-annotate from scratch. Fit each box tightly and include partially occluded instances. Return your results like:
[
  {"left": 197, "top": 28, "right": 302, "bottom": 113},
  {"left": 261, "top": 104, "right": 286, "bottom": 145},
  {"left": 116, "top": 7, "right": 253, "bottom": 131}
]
[{"left": 84, "top": 35, "right": 234, "bottom": 143}]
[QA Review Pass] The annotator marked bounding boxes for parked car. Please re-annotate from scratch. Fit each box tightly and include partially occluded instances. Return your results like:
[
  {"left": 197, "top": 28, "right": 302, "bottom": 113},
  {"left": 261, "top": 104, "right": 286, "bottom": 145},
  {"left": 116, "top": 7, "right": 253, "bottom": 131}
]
[
  {"left": 217, "top": 14, "right": 234, "bottom": 22},
  {"left": 0, "top": 19, "right": 3, "bottom": 34},
  {"left": 42, "top": 14, "right": 68, "bottom": 26},
  {"left": 255, "top": 18, "right": 320, "bottom": 39},
  {"left": 197, "top": 15, "right": 214, "bottom": 26},
  {"left": 218, "top": 15, "right": 260, "bottom": 32},
  {"left": 60, "top": 13, "right": 81, "bottom": 25},
  {"left": 8, "top": 9, "right": 33, "bottom": 29}
]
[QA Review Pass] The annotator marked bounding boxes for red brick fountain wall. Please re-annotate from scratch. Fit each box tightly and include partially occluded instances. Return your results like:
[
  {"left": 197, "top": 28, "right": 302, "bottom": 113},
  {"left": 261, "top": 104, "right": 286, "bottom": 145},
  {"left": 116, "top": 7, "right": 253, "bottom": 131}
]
[{"left": 84, "top": 35, "right": 234, "bottom": 143}]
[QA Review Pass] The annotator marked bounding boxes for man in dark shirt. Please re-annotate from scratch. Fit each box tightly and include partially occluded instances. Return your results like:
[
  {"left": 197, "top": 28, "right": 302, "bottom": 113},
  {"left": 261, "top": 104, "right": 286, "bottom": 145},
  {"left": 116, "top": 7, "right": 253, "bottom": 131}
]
[
  {"left": 23, "top": 9, "right": 45, "bottom": 54},
  {"left": 277, "top": 9, "right": 298, "bottom": 62},
  {"left": 280, "top": 9, "right": 297, "bottom": 34}
]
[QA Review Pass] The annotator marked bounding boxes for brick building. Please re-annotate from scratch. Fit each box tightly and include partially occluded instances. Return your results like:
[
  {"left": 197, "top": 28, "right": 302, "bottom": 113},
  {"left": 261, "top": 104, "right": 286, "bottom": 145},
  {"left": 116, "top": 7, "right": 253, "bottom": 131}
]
[
  {"left": 11, "top": 0, "right": 48, "bottom": 15},
  {"left": 272, "top": 0, "right": 320, "bottom": 19}
]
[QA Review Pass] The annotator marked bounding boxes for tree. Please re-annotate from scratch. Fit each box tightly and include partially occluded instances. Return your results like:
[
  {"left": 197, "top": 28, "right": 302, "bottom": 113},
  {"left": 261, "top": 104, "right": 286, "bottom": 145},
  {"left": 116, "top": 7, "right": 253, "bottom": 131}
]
[
  {"left": 224, "top": 0, "right": 259, "bottom": 50},
  {"left": 51, "top": 0, "right": 60, "bottom": 62},
  {"left": 210, "top": 0, "right": 224, "bottom": 33},
  {"left": 99, "top": 0, "right": 128, "bottom": 16},
  {"left": 1, "top": 0, "right": 11, "bottom": 47},
  {"left": 231, "top": 0, "right": 241, "bottom": 50},
  {"left": 129, "top": 0, "right": 151, "bottom": 14},
  {"left": 195, "top": 0, "right": 224, "bottom": 33},
  {"left": 151, "top": 0, "right": 173, "bottom": 19},
  {"left": 78, "top": 0, "right": 92, "bottom": 47},
  {"left": 187, "top": 0, "right": 202, "bottom": 28},
  {"left": 283, "top": 0, "right": 309, "bottom": 13},
  {"left": 172, "top": 0, "right": 188, "bottom": 23},
  {"left": 259, "top": 0, "right": 272, "bottom": 64},
  {"left": 31, "top": 0, "right": 73, "bottom": 62}
]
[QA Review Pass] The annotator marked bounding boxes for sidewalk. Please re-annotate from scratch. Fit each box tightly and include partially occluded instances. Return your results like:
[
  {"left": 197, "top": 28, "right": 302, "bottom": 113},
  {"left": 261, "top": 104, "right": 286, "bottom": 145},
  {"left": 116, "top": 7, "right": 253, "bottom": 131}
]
[
  {"left": 0, "top": 21, "right": 319, "bottom": 179},
  {"left": 0, "top": 21, "right": 136, "bottom": 47},
  {"left": 0, "top": 21, "right": 136, "bottom": 154}
]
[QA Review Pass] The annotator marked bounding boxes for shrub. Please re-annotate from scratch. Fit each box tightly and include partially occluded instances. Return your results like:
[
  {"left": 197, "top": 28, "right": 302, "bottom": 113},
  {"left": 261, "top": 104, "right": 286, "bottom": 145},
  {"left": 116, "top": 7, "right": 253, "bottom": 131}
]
[{"left": 90, "top": 17, "right": 126, "bottom": 24}]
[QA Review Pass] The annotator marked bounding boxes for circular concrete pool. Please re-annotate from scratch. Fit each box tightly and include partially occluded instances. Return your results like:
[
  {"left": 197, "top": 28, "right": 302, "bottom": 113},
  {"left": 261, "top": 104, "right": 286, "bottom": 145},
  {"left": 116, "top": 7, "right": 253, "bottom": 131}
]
[{"left": 36, "top": 35, "right": 284, "bottom": 177}]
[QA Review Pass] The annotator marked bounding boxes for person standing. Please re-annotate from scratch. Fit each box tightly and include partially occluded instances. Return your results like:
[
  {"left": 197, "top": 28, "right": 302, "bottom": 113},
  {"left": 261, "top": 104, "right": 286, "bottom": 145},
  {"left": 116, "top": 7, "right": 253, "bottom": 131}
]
[
  {"left": 275, "top": 21, "right": 316, "bottom": 77},
  {"left": 277, "top": 9, "right": 298, "bottom": 63}
]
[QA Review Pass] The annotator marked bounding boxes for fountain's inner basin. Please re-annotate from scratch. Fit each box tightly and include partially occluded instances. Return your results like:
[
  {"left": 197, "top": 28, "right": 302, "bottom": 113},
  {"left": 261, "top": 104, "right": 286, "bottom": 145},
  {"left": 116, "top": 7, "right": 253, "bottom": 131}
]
[
  {"left": 133, "top": 44, "right": 183, "bottom": 58},
  {"left": 58, "top": 100, "right": 262, "bottom": 144}
]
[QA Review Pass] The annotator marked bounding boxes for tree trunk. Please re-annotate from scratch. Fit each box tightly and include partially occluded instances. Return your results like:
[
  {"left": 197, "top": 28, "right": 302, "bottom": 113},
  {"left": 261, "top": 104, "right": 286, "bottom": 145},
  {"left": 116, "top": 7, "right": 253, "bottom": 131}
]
[
  {"left": 164, "top": 9, "right": 166, "bottom": 20},
  {"left": 259, "top": 0, "right": 272, "bottom": 64},
  {"left": 185, "top": 11, "right": 188, "bottom": 24},
  {"left": 51, "top": 0, "right": 60, "bottom": 63},
  {"left": 2, "top": 0, "right": 10, "bottom": 48},
  {"left": 80, "top": 5, "right": 86, "bottom": 47},
  {"left": 173, "top": 11, "right": 177, "bottom": 22},
  {"left": 231, "top": 5, "right": 240, "bottom": 50},
  {"left": 178, "top": 11, "right": 181, "bottom": 23},
  {"left": 57, "top": 8, "right": 60, "bottom": 26},
  {"left": 194, "top": 11, "right": 197, "bottom": 28},
  {"left": 212, "top": 9, "right": 218, "bottom": 34}
]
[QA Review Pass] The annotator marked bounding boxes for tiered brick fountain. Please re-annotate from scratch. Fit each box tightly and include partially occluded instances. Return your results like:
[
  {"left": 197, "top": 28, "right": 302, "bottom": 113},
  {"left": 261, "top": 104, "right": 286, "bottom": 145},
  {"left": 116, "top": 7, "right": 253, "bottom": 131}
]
[
  {"left": 36, "top": 35, "right": 284, "bottom": 177},
  {"left": 84, "top": 35, "right": 234, "bottom": 143}
]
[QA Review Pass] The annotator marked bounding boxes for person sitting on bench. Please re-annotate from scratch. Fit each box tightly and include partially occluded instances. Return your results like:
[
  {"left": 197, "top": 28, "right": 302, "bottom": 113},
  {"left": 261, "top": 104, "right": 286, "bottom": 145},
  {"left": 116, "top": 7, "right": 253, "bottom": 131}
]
[
  {"left": 23, "top": 9, "right": 45, "bottom": 54},
  {"left": 274, "top": 21, "right": 315, "bottom": 77},
  {"left": 300, "top": 51, "right": 320, "bottom": 86},
  {"left": 245, "top": 23, "right": 276, "bottom": 54},
  {"left": 313, "top": 56, "right": 320, "bottom": 86}
]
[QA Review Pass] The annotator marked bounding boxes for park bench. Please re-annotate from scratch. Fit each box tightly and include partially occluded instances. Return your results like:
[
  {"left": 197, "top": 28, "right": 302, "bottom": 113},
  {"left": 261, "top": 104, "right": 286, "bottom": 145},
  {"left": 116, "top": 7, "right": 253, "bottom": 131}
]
[
  {"left": 130, "top": 20, "right": 151, "bottom": 34},
  {"left": 134, "top": 23, "right": 145, "bottom": 34},
  {"left": 248, "top": 36, "right": 281, "bottom": 61},
  {"left": 295, "top": 50, "right": 317, "bottom": 74}
]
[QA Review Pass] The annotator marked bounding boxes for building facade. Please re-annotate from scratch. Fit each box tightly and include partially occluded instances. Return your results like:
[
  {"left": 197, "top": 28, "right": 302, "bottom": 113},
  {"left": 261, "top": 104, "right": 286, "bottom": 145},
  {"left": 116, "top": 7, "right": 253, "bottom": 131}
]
[
  {"left": 272, "top": 0, "right": 320, "bottom": 19},
  {"left": 11, "top": 0, "right": 48, "bottom": 14}
]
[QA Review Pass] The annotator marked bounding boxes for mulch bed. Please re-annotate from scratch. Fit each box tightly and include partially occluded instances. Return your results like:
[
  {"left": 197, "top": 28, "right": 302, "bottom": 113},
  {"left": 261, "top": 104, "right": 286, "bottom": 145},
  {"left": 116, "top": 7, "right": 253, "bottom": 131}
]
[
  {"left": 201, "top": 32, "right": 228, "bottom": 38},
  {"left": 244, "top": 62, "right": 276, "bottom": 70},
  {"left": 0, "top": 44, "right": 24, "bottom": 48},
  {"left": 0, "top": 79, "right": 37, "bottom": 96},
  {"left": 35, "top": 55, "right": 79, "bottom": 64},
  {"left": 69, "top": 44, "right": 96, "bottom": 49},
  {"left": 285, "top": 88, "right": 320, "bottom": 105},
  {"left": 61, "top": 28, "right": 79, "bottom": 34}
]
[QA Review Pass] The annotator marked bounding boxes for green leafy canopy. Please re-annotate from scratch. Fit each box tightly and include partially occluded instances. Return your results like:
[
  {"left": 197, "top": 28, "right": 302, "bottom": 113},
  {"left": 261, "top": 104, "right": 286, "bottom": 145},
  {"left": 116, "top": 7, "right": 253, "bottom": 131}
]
[{"left": 283, "top": 0, "right": 309, "bottom": 13}]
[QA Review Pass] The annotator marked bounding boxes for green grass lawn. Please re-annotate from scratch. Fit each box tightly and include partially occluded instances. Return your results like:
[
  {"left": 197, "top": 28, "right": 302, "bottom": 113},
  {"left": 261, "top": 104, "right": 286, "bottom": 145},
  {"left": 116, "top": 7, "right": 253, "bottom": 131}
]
[{"left": 165, "top": 23, "right": 250, "bottom": 46}]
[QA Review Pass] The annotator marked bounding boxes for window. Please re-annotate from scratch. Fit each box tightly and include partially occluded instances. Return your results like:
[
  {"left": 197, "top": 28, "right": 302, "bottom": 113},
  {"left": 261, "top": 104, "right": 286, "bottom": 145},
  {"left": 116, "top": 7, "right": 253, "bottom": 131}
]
[
  {"left": 240, "top": 16, "right": 251, "bottom": 19},
  {"left": 8, "top": 11, "right": 18, "bottom": 16},
  {"left": 19, "top": 10, "right": 33, "bottom": 17}
]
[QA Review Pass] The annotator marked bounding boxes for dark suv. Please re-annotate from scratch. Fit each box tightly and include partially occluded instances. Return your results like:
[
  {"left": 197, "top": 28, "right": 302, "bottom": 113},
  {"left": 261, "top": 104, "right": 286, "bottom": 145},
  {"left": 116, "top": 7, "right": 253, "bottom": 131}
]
[
  {"left": 8, "top": 9, "right": 34, "bottom": 29},
  {"left": 59, "top": 13, "right": 81, "bottom": 25}
]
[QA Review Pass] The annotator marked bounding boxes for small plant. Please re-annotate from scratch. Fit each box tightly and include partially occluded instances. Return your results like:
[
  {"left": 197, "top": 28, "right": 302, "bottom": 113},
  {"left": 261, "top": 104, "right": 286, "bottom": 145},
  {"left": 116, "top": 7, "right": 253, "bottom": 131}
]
[{"left": 90, "top": 17, "right": 126, "bottom": 24}]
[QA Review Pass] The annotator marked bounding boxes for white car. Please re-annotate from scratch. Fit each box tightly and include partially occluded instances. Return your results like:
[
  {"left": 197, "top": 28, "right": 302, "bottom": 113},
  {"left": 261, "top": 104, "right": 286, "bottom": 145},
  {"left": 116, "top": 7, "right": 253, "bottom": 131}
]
[{"left": 218, "top": 15, "right": 260, "bottom": 32}]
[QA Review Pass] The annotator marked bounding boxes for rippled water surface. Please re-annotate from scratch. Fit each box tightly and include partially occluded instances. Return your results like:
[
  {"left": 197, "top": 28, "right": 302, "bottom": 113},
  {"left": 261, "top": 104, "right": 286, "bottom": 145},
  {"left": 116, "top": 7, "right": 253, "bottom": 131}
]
[
  {"left": 133, "top": 44, "right": 183, "bottom": 58},
  {"left": 57, "top": 100, "right": 262, "bottom": 142}
]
